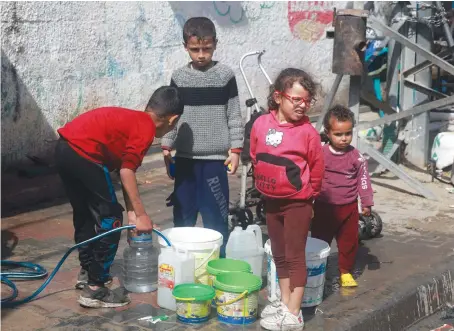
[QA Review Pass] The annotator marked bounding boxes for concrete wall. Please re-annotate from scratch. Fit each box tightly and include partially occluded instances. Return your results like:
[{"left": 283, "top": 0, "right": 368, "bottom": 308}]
[{"left": 1, "top": 1, "right": 355, "bottom": 169}]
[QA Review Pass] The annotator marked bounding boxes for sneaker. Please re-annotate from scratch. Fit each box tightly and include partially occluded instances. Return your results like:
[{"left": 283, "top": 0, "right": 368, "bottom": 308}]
[
  {"left": 260, "top": 305, "right": 304, "bottom": 331},
  {"left": 75, "top": 269, "right": 113, "bottom": 290},
  {"left": 261, "top": 300, "right": 285, "bottom": 318},
  {"left": 78, "top": 286, "right": 130, "bottom": 308},
  {"left": 340, "top": 273, "right": 358, "bottom": 287}
]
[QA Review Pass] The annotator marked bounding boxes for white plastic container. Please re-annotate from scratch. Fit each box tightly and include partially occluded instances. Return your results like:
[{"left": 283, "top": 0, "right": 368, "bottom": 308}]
[
  {"left": 265, "top": 237, "right": 331, "bottom": 307},
  {"left": 226, "top": 225, "right": 265, "bottom": 277},
  {"left": 431, "top": 132, "right": 454, "bottom": 170},
  {"left": 157, "top": 227, "right": 223, "bottom": 285},
  {"left": 157, "top": 246, "right": 195, "bottom": 311}
]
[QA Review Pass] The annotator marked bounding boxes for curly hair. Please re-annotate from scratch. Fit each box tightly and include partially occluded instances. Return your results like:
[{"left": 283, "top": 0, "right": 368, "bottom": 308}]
[
  {"left": 323, "top": 104, "right": 356, "bottom": 130},
  {"left": 267, "top": 68, "right": 318, "bottom": 110}
]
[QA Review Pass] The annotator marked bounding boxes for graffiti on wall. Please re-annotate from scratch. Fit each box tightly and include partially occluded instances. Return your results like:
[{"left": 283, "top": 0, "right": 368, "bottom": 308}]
[
  {"left": 287, "top": 1, "right": 334, "bottom": 43},
  {"left": 169, "top": 1, "right": 247, "bottom": 27},
  {"left": 169, "top": 1, "right": 277, "bottom": 32},
  {"left": 212, "top": 1, "right": 245, "bottom": 24}
]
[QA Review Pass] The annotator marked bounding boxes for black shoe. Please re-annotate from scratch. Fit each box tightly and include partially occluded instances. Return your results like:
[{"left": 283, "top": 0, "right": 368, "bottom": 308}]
[
  {"left": 78, "top": 286, "right": 130, "bottom": 308},
  {"left": 75, "top": 269, "right": 113, "bottom": 290}
]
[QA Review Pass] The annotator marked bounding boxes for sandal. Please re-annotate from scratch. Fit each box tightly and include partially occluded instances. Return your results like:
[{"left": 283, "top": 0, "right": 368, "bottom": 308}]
[{"left": 340, "top": 273, "right": 358, "bottom": 287}]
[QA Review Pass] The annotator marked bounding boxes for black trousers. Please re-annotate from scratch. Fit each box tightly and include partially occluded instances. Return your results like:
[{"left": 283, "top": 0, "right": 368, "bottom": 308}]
[{"left": 55, "top": 139, "right": 124, "bottom": 286}]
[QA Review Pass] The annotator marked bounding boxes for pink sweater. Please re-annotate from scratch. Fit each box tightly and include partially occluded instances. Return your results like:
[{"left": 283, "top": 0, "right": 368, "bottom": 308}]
[
  {"left": 318, "top": 144, "right": 374, "bottom": 207},
  {"left": 250, "top": 111, "right": 324, "bottom": 200}
]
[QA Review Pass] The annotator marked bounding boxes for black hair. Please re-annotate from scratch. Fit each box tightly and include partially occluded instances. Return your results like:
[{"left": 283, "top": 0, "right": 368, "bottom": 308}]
[
  {"left": 146, "top": 86, "right": 184, "bottom": 117},
  {"left": 183, "top": 17, "right": 217, "bottom": 44},
  {"left": 267, "top": 68, "right": 318, "bottom": 110},
  {"left": 323, "top": 104, "right": 356, "bottom": 131}
]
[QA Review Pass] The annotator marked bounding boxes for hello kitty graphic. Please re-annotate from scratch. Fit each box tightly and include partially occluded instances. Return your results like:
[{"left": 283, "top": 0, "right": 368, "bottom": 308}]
[{"left": 265, "top": 129, "right": 284, "bottom": 147}]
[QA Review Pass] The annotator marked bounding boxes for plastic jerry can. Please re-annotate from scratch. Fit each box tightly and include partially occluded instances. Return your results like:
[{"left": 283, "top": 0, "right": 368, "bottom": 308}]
[
  {"left": 157, "top": 245, "right": 195, "bottom": 311},
  {"left": 226, "top": 224, "right": 265, "bottom": 277}
]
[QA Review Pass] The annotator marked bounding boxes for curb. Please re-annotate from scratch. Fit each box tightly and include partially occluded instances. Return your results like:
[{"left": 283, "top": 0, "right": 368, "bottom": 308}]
[{"left": 342, "top": 257, "right": 454, "bottom": 331}]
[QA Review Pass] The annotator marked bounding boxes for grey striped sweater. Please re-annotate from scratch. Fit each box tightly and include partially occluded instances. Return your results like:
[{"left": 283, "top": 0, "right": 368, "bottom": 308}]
[{"left": 161, "top": 62, "right": 244, "bottom": 160}]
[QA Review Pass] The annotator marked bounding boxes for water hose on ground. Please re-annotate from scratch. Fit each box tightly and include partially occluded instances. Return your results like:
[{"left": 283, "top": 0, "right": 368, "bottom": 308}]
[{"left": 1, "top": 225, "right": 171, "bottom": 308}]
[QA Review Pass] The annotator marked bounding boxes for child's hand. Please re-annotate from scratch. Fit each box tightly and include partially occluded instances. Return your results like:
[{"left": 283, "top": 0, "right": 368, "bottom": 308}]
[
  {"left": 135, "top": 214, "right": 154, "bottom": 234},
  {"left": 127, "top": 210, "right": 137, "bottom": 225},
  {"left": 128, "top": 212, "right": 160, "bottom": 236},
  {"left": 225, "top": 152, "right": 240, "bottom": 175},
  {"left": 362, "top": 206, "right": 371, "bottom": 216},
  {"left": 163, "top": 150, "right": 174, "bottom": 180}
]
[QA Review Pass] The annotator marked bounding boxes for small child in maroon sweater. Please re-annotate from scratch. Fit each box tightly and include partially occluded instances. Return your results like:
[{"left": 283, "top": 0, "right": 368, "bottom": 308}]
[{"left": 311, "top": 105, "right": 374, "bottom": 288}]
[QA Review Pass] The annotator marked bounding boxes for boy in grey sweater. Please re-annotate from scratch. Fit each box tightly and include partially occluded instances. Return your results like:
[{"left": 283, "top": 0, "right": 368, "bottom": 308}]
[{"left": 161, "top": 17, "right": 243, "bottom": 256}]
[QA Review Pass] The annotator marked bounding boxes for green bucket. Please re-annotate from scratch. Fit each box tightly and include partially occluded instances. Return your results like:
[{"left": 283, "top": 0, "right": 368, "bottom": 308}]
[
  {"left": 214, "top": 272, "right": 262, "bottom": 325},
  {"left": 172, "top": 283, "right": 215, "bottom": 324},
  {"left": 206, "top": 259, "right": 251, "bottom": 287}
]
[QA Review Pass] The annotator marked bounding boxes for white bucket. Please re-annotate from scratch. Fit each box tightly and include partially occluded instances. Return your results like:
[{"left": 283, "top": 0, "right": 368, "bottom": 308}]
[
  {"left": 158, "top": 227, "right": 223, "bottom": 285},
  {"left": 264, "top": 237, "right": 330, "bottom": 307}
]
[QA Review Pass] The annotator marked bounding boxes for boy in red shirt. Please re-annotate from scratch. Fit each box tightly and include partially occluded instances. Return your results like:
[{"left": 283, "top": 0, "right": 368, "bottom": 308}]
[{"left": 55, "top": 86, "right": 183, "bottom": 308}]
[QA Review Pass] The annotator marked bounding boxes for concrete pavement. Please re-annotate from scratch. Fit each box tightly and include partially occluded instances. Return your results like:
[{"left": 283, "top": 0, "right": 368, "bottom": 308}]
[{"left": 2, "top": 163, "right": 454, "bottom": 331}]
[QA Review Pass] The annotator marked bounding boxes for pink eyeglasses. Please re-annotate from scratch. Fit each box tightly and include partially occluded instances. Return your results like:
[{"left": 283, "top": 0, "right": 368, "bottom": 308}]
[{"left": 278, "top": 91, "right": 316, "bottom": 107}]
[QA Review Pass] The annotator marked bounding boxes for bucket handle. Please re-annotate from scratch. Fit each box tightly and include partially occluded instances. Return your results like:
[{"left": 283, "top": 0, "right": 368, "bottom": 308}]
[
  {"left": 195, "top": 244, "right": 219, "bottom": 271},
  {"left": 216, "top": 290, "right": 248, "bottom": 306},
  {"left": 173, "top": 296, "right": 196, "bottom": 301}
]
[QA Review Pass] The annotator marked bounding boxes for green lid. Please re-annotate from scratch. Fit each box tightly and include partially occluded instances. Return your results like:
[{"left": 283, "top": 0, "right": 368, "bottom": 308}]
[
  {"left": 214, "top": 272, "right": 262, "bottom": 293},
  {"left": 172, "top": 283, "right": 215, "bottom": 301},
  {"left": 207, "top": 258, "right": 251, "bottom": 276}
]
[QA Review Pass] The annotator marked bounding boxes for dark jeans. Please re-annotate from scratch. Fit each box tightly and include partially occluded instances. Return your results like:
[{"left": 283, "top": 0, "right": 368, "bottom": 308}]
[
  {"left": 172, "top": 157, "right": 230, "bottom": 257},
  {"left": 55, "top": 139, "right": 124, "bottom": 286}
]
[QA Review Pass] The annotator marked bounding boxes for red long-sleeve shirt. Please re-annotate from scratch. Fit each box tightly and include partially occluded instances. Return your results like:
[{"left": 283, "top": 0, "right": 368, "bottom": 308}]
[
  {"left": 57, "top": 107, "right": 156, "bottom": 172},
  {"left": 249, "top": 111, "right": 324, "bottom": 200},
  {"left": 318, "top": 144, "right": 374, "bottom": 207}
]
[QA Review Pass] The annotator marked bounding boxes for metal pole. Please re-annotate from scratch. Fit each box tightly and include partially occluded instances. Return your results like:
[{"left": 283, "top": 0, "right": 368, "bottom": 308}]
[
  {"left": 385, "top": 11, "right": 408, "bottom": 166},
  {"left": 238, "top": 50, "right": 272, "bottom": 208},
  {"left": 356, "top": 95, "right": 454, "bottom": 130},
  {"left": 315, "top": 74, "right": 343, "bottom": 132},
  {"left": 257, "top": 51, "right": 272, "bottom": 85},
  {"left": 349, "top": 75, "right": 362, "bottom": 147},
  {"left": 385, "top": 19, "right": 407, "bottom": 96},
  {"left": 374, "top": 131, "right": 405, "bottom": 174},
  {"left": 403, "top": 79, "right": 447, "bottom": 99},
  {"left": 358, "top": 139, "right": 438, "bottom": 200},
  {"left": 239, "top": 51, "right": 262, "bottom": 113},
  {"left": 403, "top": 4, "right": 432, "bottom": 168},
  {"left": 369, "top": 17, "right": 454, "bottom": 76},
  {"left": 402, "top": 48, "right": 451, "bottom": 78},
  {"left": 239, "top": 103, "right": 251, "bottom": 209},
  {"left": 360, "top": 90, "right": 397, "bottom": 115}
]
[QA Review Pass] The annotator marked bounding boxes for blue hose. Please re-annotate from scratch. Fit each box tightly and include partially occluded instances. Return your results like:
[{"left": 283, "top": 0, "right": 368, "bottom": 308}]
[{"left": 1, "top": 225, "right": 171, "bottom": 308}]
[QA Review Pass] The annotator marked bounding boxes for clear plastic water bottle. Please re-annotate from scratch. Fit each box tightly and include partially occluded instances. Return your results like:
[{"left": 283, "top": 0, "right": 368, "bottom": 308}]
[{"left": 123, "top": 231, "right": 159, "bottom": 293}]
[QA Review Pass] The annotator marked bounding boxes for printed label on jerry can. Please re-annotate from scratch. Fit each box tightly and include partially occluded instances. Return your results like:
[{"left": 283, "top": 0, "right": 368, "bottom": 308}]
[{"left": 158, "top": 263, "right": 175, "bottom": 289}]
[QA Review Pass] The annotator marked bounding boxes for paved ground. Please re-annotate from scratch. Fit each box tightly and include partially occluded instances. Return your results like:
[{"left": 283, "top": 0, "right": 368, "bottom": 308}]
[
  {"left": 2, "top": 163, "right": 454, "bottom": 330},
  {"left": 408, "top": 308, "right": 454, "bottom": 331}
]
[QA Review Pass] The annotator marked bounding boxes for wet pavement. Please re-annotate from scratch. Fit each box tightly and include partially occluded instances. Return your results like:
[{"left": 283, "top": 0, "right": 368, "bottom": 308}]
[
  {"left": 408, "top": 308, "right": 454, "bottom": 331},
  {"left": 2, "top": 166, "right": 454, "bottom": 331}
]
